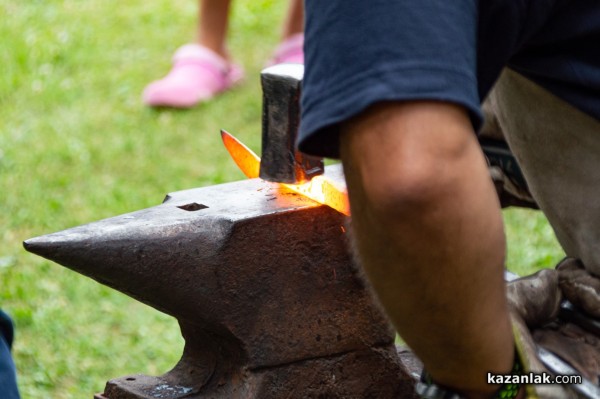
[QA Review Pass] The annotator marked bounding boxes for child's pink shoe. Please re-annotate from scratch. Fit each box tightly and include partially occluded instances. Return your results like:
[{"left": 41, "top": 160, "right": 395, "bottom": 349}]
[
  {"left": 143, "top": 44, "right": 244, "bottom": 108},
  {"left": 268, "top": 33, "right": 304, "bottom": 65}
]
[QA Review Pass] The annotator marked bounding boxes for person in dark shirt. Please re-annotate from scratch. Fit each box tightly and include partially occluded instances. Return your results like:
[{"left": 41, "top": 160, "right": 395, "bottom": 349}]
[
  {"left": 298, "top": 1, "right": 600, "bottom": 398},
  {"left": 0, "top": 310, "right": 20, "bottom": 399}
]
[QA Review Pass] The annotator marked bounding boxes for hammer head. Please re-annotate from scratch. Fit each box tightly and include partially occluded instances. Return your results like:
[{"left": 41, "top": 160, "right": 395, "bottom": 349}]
[{"left": 259, "top": 64, "right": 324, "bottom": 184}]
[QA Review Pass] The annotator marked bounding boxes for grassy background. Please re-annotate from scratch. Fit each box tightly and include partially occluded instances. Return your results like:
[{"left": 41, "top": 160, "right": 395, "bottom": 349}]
[{"left": 1, "top": 1, "right": 564, "bottom": 398}]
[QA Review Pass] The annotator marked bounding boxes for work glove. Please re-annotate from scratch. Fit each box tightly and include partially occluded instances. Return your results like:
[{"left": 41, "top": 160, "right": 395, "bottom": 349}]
[{"left": 507, "top": 259, "right": 600, "bottom": 398}]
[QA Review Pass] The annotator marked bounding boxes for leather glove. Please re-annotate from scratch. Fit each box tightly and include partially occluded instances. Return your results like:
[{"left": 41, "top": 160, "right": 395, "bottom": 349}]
[{"left": 507, "top": 268, "right": 583, "bottom": 398}]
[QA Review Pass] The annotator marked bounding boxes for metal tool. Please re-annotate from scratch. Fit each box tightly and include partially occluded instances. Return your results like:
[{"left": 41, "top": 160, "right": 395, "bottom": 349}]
[
  {"left": 259, "top": 64, "right": 324, "bottom": 184},
  {"left": 537, "top": 347, "right": 600, "bottom": 399}
]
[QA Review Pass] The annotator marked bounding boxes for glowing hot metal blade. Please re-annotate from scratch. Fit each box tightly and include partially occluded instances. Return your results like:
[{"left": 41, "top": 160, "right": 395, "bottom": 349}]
[
  {"left": 284, "top": 175, "right": 350, "bottom": 216},
  {"left": 221, "top": 130, "right": 350, "bottom": 216},
  {"left": 221, "top": 130, "right": 261, "bottom": 179}
]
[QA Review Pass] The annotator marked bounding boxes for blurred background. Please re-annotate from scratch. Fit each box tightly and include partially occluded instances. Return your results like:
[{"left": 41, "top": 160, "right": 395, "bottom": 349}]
[{"left": 0, "top": 1, "right": 564, "bottom": 397}]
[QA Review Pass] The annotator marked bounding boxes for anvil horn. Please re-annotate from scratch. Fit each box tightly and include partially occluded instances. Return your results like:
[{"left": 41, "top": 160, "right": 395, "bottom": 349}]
[{"left": 23, "top": 207, "right": 233, "bottom": 320}]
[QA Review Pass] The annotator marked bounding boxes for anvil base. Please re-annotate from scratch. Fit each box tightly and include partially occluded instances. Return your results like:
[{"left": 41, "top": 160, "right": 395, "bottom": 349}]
[{"left": 94, "top": 345, "right": 420, "bottom": 399}]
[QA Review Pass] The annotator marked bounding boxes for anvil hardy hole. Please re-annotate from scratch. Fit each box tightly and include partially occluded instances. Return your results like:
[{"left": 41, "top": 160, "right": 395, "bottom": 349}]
[{"left": 177, "top": 203, "right": 209, "bottom": 212}]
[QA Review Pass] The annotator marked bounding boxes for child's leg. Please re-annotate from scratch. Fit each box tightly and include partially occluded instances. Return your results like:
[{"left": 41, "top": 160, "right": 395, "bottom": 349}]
[
  {"left": 269, "top": 0, "right": 304, "bottom": 65},
  {"left": 281, "top": 0, "right": 303, "bottom": 39},
  {"left": 197, "top": 0, "right": 232, "bottom": 59}
]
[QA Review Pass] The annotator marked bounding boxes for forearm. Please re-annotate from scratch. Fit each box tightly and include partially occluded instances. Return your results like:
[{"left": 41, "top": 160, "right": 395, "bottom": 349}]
[{"left": 340, "top": 101, "right": 514, "bottom": 395}]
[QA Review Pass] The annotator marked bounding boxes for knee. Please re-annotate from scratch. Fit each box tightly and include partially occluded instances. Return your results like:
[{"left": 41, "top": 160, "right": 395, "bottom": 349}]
[
  {"left": 340, "top": 101, "right": 478, "bottom": 218},
  {"left": 360, "top": 153, "right": 460, "bottom": 219}
]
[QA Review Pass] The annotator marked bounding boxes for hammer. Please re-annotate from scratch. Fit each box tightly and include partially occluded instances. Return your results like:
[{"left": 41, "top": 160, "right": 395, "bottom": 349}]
[{"left": 259, "top": 64, "right": 324, "bottom": 184}]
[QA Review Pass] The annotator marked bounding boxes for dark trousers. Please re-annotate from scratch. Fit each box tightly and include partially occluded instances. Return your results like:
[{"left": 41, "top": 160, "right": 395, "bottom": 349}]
[{"left": 0, "top": 310, "right": 20, "bottom": 399}]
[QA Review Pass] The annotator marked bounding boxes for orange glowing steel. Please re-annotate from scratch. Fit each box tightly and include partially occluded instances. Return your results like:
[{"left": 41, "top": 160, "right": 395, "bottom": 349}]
[
  {"left": 221, "top": 130, "right": 260, "bottom": 179},
  {"left": 282, "top": 175, "right": 350, "bottom": 216},
  {"left": 221, "top": 130, "right": 350, "bottom": 216}
]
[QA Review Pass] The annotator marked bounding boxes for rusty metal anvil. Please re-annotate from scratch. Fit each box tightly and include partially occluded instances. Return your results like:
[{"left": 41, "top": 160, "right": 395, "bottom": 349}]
[{"left": 24, "top": 65, "right": 418, "bottom": 398}]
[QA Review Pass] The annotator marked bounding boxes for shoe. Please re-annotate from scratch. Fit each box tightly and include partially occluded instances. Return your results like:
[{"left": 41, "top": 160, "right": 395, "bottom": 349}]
[
  {"left": 267, "top": 33, "right": 304, "bottom": 66},
  {"left": 143, "top": 44, "right": 244, "bottom": 108}
]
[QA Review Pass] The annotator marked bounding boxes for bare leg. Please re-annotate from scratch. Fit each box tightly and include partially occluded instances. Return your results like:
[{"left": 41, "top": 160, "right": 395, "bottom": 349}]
[
  {"left": 197, "top": 0, "right": 233, "bottom": 59},
  {"left": 339, "top": 101, "right": 514, "bottom": 397},
  {"left": 268, "top": 0, "right": 304, "bottom": 65},
  {"left": 281, "top": 0, "right": 304, "bottom": 39}
]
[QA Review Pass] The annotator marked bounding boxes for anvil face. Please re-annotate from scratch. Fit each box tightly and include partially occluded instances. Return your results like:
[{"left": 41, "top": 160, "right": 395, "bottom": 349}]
[{"left": 24, "top": 165, "right": 417, "bottom": 398}]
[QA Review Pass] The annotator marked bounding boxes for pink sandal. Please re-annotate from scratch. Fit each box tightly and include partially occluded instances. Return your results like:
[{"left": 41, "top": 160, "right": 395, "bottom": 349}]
[
  {"left": 143, "top": 44, "right": 244, "bottom": 108},
  {"left": 268, "top": 33, "right": 304, "bottom": 66}
]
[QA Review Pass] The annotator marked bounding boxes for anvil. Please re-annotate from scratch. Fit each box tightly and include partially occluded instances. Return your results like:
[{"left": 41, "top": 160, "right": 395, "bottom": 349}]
[{"left": 24, "top": 165, "right": 418, "bottom": 398}]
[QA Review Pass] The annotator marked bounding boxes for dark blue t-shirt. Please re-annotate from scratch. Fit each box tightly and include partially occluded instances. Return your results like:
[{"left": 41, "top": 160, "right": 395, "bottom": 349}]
[{"left": 299, "top": 0, "right": 600, "bottom": 158}]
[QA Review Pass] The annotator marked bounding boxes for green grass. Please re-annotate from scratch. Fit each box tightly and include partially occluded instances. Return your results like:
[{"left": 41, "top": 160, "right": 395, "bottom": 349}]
[
  {"left": 503, "top": 208, "right": 565, "bottom": 275},
  {"left": 0, "top": 1, "right": 565, "bottom": 398}
]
